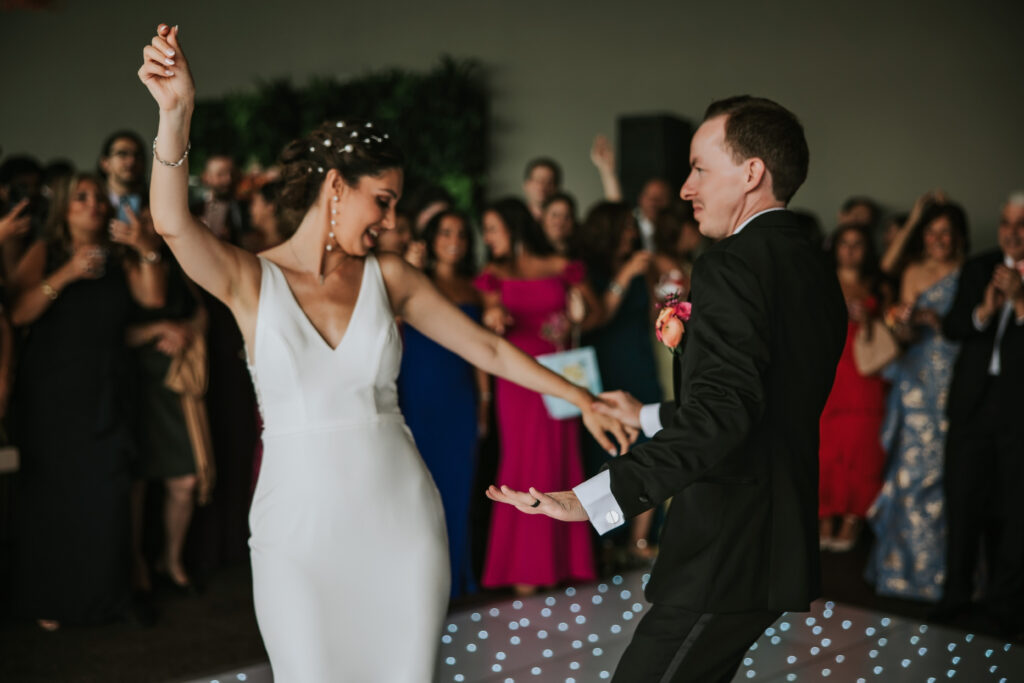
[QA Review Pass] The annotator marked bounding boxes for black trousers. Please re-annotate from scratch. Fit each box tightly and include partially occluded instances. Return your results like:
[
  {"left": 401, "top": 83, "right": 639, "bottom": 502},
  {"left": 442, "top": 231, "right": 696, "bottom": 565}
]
[
  {"left": 613, "top": 604, "right": 781, "bottom": 683},
  {"left": 943, "top": 381, "right": 1024, "bottom": 627}
]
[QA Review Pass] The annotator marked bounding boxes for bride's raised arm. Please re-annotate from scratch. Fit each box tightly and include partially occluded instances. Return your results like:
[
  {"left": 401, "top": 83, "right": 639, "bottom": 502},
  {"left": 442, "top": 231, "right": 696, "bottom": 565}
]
[{"left": 138, "top": 24, "right": 260, "bottom": 318}]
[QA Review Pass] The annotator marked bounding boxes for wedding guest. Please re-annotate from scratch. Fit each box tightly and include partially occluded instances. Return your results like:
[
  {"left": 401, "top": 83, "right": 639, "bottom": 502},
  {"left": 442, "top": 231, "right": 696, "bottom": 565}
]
[
  {"left": 0, "top": 155, "right": 46, "bottom": 276},
  {"left": 248, "top": 179, "right": 288, "bottom": 250},
  {"left": 937, "top": 192, "right": 1024, "bottom": 633},
  {"left": 41, "top": 159, "right": 75, "bottom": 199},
  {"left": 650, "top": 203, "right": 698, "bottom": 401},
  {"left": 540, "top": 192, "right": 578, "bottom": 256},
  {"left": 880, "top": 190, "right": 947, "bottom": 278},
  {"left": 397, "top": 209, "right": 487, "bottom": 598},
  {"left": 403, "top": 184, "right": 452, "bottom": 234},
  {"left": 126, "top": 207, "right": 211, "bottom": 597},
  {"left": 576, "top": 201, "right": 661, "bottom": 563},
  {"left": 8, "top": 173, "right": 165, "bottom": 630},
  {"left": 190, "top": 154, "right": 249, "bottom": 243},
  {"left": 189, "top": 156, "right": 260, "bottom": 573},
  {"left": 98, "top": 131, "right": 147, "bottom": 223},
  {"left": 588, "top": 132, "right": 672, "bottom": 251},
  {"left": 476, "top": 197, "right": 600, "bottom": 595},
  {"left": 838, "top": 195, "right": 881, "bottom": 232},
  {"left": 522, "top": 158, "right": 561, "bottom": 221},
  {"left": 867, "top": 201, "right": 968, "bottom": 601},
  {"left": 818, "top": 223, "right": 889, "bottom": 552}
]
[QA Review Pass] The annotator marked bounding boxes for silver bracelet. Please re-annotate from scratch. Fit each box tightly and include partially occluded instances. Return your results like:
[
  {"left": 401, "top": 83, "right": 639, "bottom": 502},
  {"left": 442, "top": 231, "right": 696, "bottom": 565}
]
[{"left": 152, "top": 138, "right": 191, "bottom": 167}]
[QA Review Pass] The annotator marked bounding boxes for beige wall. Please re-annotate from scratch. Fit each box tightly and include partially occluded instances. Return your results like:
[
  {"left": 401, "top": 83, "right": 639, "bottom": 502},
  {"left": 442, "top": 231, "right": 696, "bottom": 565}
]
[{"left": 2, "top": 0, "right": 1020, "bottom": 246}]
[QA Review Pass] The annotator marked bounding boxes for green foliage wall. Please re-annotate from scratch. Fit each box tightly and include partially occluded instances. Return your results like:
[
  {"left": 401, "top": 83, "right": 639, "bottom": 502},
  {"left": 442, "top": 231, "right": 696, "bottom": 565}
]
[{"left": 191, "top": 57, "right": 489, "bottom": 216}]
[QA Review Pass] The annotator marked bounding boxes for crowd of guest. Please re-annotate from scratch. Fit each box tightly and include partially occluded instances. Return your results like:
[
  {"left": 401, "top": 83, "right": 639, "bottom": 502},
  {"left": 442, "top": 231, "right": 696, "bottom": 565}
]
[{"left": 0, "top": 126, "right": 1022, "bottom": 641}]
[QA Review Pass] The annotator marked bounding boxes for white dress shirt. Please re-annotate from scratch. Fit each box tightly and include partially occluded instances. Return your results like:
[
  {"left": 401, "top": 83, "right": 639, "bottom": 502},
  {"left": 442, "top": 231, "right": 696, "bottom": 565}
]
[{"left": 573, "top": 207, "right": 785, "bottom": 533}]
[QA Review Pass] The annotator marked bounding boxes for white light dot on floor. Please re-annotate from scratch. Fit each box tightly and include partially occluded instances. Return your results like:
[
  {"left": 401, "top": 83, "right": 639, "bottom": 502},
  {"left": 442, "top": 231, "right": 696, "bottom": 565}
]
[
  {"left": 512, "top": 600, "right": 523, "bottom": 609},
  {"left": 478, "top": 630, "right": 488, "bottom": 639},
  {"left": 565, "top": 587, "right": 577, "bottom": 597},
  {"left": 193, "top": 568, "right": 1024, "bottom": 683}
]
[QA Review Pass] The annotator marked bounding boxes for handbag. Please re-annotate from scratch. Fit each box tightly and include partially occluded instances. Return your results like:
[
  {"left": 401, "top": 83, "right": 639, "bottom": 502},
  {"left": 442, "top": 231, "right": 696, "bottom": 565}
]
[{"left": 852, "top": 317, "right": 900, "bottom": 376}]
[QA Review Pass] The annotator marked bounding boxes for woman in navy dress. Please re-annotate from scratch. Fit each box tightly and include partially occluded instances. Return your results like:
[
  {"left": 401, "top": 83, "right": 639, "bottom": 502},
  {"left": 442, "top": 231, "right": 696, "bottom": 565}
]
[{"left": 397, "top": 210, "right": 487, "bottom": 598}]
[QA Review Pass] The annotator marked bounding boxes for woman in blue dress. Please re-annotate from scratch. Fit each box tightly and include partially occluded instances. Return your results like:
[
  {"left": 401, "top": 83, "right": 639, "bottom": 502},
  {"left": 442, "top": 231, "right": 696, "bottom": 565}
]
[
  {"left": 397, "top": 209, "right": 487, "bottom": 598},
  {"left": 867, "top": 202, "right": 969, "bottom": 601}
]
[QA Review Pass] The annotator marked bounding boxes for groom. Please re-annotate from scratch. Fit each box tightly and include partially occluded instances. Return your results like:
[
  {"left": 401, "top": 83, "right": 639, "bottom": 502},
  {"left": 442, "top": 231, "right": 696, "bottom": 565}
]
[{"left": 488, "top": 96, "right": 847, "bottom": 682}]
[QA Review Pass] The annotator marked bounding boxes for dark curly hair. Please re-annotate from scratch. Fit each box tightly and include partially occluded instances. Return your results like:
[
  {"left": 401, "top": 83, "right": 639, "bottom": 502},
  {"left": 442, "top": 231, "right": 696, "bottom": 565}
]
[
  {"left": 573, "top": 201, "right": 636, "bottom": 278},
  {"left": 895, "top": 201, "right": 970, "bottom": 275},
  {"left": 421, "top": 209, "right": 476, "bottom": 279},
  {"left": 482, "top": 197, "right": 554, "bottom": 261},
  {"left": 277, "top": 118, "right": 404, "bottom": 231}
]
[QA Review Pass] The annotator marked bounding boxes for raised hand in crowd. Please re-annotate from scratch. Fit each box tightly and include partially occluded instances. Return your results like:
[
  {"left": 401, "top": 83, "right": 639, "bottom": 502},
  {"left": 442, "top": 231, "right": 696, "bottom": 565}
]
[
  {"left": 109, "top": 204, "right": 162, "bottom": 258},
  {"left": 0, "top": 199, "right": 32, "bottom": 244},
  {"left": 590, "top": 134, "right": 622, "bottom": 202},
  {"left": 881, "top": 188, "right": 948, "bottom": 275}
]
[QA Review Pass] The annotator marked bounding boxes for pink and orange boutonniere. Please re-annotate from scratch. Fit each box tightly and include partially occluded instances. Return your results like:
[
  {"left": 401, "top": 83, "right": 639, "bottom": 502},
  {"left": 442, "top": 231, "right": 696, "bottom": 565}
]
[{"left": 655, "top": 294, "right": 692, "bottom": 354}]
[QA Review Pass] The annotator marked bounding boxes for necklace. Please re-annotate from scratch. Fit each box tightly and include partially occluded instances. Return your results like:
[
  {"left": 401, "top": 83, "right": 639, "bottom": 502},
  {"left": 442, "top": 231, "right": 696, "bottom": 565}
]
[{"left": 287, "top": 239, "right": 345, "bottom": 285}]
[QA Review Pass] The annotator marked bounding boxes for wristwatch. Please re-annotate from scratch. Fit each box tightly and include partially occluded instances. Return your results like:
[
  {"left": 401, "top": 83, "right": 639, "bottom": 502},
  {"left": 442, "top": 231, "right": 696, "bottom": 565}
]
[{"left": 142, "top": 249, "right": 163, "bottom": 264}]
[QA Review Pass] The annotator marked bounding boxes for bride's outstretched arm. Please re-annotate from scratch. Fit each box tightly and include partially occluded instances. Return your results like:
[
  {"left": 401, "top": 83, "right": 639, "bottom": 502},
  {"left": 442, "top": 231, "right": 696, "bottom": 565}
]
[
  {"left": 138, "top": 24, "right": 260, "bottom": 316},
  {"left": 379, "top": 253, "right": 637, "bottom": 455}
]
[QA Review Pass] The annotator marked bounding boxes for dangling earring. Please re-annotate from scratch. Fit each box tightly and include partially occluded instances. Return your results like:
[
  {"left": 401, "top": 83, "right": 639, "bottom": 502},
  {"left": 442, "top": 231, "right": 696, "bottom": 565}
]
[{"left": 327, "top": 196, "right": 339, "bottom": 251}]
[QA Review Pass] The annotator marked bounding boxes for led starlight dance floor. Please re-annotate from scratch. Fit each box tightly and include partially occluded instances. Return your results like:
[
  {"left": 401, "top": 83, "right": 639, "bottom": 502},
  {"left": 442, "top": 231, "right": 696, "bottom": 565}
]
[{"left": 185, "top": 569, "right": 1023, "bottom": 682}]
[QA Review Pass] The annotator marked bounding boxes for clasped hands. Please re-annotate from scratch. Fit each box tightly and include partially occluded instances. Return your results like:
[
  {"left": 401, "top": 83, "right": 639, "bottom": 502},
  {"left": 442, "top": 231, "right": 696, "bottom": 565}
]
[{"left": 486, "top": 390, "right": 643, "bottom": 522}]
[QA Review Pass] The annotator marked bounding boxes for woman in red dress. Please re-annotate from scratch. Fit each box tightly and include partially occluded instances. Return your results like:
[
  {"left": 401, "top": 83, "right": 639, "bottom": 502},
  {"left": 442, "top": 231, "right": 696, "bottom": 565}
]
[{"left": 819, "top": 223, "right": 890, "bottom": 552}]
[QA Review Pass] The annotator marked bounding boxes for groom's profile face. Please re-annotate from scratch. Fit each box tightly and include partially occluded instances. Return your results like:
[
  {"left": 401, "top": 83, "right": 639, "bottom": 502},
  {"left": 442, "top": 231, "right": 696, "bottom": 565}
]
[{"left": 681, "top": 115, "right": 749, "bottom": 241}]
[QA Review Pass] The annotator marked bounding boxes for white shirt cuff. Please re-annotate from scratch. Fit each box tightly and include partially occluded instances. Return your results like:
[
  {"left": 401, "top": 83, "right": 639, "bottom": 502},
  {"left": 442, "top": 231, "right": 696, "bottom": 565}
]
[
  {"left": 972, "top": 306, "right": 990, "bottom": 331},
  {"left": 639, "top": 403, "right": 664, "bottom": 438},
  {"left": 572, "top": 470, "right": 626, "bottom": 535}
]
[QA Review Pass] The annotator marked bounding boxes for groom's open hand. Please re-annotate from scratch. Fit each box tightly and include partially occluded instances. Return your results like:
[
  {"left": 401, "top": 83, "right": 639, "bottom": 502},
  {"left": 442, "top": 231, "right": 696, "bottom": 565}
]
[{"left": 485, "top": 485, "right": 589, "bottom": 522}]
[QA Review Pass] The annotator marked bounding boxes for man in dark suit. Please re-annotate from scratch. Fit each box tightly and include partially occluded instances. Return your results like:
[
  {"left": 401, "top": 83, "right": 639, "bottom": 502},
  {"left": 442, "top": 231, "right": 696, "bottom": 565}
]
[
  {"left": 938, "top": 193, "right": 1024, "bottom": 634},
  {"left": 488, "top": 96, "right": 847, "bottom": 682}
]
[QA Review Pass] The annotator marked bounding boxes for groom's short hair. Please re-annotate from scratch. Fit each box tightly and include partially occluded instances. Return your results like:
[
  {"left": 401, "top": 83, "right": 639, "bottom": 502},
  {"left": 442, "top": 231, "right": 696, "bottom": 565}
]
[{"left": 704, "top": 96, "right": 809, "bottom": 204}]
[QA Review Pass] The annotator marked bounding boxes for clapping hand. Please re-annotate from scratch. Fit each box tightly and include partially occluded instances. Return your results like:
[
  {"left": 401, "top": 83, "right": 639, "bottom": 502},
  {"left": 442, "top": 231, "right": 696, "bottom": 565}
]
[
  {"left": 992, "top": 264, "right": 1023, "bottom": 301},
  {"left": 138, "top": 24, "right": 194, "bottom": 113},
  {"left": 67, "top": 245, "right": 107, "bottom": 281},
  {"left": 485, "top": 485, "right": 589, "bottom": 523}
]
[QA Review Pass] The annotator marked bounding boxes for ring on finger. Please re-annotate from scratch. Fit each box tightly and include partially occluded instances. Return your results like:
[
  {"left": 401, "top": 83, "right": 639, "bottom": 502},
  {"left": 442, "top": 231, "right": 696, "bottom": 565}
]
[{"left": 530, "top": 498, "right": 541, "bottom": 508}]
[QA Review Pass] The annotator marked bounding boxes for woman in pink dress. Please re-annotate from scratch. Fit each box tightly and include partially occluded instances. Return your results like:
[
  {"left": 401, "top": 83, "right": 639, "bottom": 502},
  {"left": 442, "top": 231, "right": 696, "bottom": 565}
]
[{"left": 476, "top": 197, "right": 604, "bottom": 596}]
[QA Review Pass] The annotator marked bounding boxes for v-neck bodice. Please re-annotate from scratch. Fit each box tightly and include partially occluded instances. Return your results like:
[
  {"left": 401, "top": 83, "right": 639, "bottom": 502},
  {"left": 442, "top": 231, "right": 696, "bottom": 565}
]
[{"left": 249, "top": 253, "right": 403, "bottom": 436}]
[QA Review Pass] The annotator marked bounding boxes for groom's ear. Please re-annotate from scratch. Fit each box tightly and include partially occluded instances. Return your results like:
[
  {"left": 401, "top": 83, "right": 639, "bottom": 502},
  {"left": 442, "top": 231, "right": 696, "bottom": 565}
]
[{"left": 744, "top": 158, "right": 768, "bottom": 193}]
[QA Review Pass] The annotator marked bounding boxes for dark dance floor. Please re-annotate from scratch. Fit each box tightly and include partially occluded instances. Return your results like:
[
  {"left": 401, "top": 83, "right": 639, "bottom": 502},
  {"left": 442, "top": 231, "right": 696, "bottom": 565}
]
[{"left": 185, "top": 569, "right": 1023, "bottom": 682}]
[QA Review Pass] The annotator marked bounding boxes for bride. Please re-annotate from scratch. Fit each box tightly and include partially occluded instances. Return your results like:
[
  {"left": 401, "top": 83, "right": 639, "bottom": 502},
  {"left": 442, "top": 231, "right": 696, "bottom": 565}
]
[{"left": 137, "top": 24, "right": 634, "bottom": 680}]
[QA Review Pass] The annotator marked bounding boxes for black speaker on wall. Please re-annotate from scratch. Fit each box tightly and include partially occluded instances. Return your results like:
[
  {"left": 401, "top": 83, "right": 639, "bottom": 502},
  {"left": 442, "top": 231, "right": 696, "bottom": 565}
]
[{"left": 617, "top": 114, "right": 694, "bottom": 204}]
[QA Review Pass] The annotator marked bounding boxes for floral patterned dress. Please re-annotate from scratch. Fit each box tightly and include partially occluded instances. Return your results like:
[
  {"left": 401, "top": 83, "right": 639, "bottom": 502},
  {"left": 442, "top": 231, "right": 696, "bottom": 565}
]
[
  {"left": 866, "top": 271, "right": 960, "bottom": 601},
  {"left": 475, "top": 262, "right": 596, "bottom": 587}
]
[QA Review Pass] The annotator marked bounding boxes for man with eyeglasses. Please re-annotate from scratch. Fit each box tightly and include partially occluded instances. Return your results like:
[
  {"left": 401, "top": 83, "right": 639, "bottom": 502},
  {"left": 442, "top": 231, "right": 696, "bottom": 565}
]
[{"left": 98, "top": 130, "right": 147, "bottom": 223}]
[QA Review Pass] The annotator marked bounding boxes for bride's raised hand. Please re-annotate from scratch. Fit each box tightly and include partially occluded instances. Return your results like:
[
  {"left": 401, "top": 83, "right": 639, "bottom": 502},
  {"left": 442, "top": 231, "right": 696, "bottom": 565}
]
[{"left": 137, "top": 24, "right": 194, "bottom": 113}]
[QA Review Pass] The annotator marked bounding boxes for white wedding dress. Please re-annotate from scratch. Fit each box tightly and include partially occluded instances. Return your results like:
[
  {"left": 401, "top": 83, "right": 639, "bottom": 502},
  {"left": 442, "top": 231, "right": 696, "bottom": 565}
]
[{"left": 247, "top": 253, "right": 450, "bottom": 681}]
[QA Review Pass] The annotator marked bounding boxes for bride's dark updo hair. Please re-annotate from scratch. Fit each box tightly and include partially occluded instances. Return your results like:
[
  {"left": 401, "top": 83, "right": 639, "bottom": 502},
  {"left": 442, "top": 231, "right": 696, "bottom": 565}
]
[{"left": 277, "top": 118, "right": 404, "bottom": 228}]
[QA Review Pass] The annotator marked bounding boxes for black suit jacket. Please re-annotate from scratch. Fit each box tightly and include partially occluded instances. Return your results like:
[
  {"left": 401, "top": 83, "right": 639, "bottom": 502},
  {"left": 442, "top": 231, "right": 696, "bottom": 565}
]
[
  {"left": 942, "top": 248, "right": 1024, "bottom": 425},
  {"left": 607, "top": 210, "right": 847, "bottom": 613}
]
